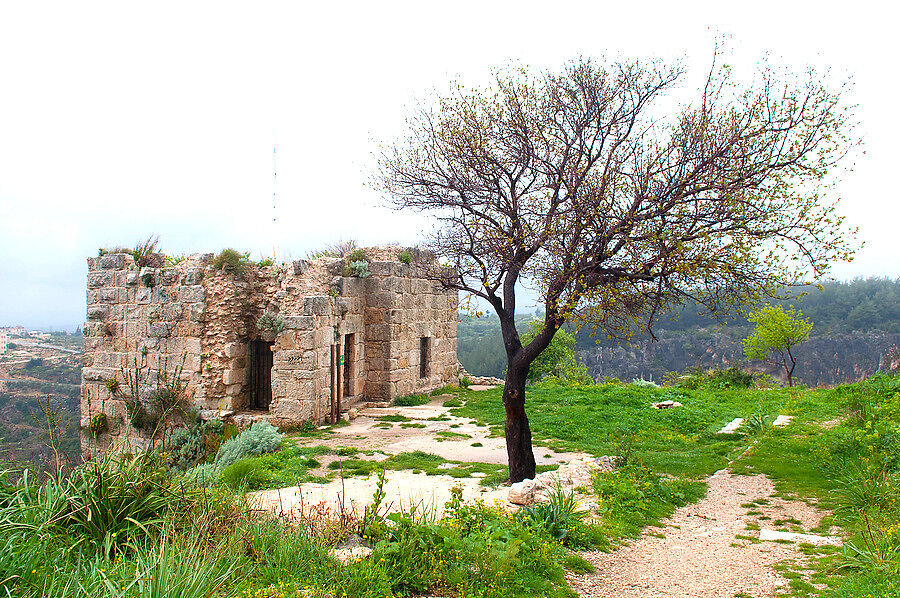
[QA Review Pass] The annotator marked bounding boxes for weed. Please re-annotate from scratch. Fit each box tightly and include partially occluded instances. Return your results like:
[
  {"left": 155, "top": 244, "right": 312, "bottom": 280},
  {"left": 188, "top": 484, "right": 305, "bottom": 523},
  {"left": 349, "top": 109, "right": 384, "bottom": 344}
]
[
  {"left": 212, "top": 248, "right": 250, "bottom": 275},
  {"left": 392, "top": 394, "right": 430, "bottom": 407},
  {"left": 257, "top": 311, "right": 285, "bottom": 334}
]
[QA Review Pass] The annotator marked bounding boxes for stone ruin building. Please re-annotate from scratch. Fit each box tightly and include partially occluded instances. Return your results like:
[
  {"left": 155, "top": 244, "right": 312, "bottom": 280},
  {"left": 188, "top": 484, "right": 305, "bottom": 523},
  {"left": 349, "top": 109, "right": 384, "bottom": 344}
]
[{"left": 80, "top": 246, "right": 459, "bottom": 455}]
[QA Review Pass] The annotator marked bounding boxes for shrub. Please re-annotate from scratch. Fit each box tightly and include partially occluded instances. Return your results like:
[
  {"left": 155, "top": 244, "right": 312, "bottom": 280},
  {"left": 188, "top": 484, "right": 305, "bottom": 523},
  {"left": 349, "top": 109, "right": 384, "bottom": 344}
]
[
  {"left": 220, "top": 458, "right": 270, "bottom": 490},
  {"left": 348, "top": 248, "right": 368, "bottom": 263},
  {"left": 126, "top": 399, "right": 149, "bottom": 430},
  {"left": 306, "top": 239, "right": 357, "bottom": 260},
  {"left": 392, "top": 394, "right": 430, "bottom": 407},
  {"left": 666, "top": 366, "right": 756, "bottom": 390},
  {"left": 163, "top": 419, "right": 225, "bottom": 471},
  {"left": 132, "top": 234, "right": 165, "bottom": 268},
  {"left": 515, "top": 483, "right": 587, "bottom": 546},
  {"left": 349, "top": 260, "right": 370, "bottom": 278},
  {"left": 180, "top": 462, "right": 220, "bottom": 488},
  {"left": 44, "top": 452, "right": 186, "bottom": 556},
  {"left": 631, "top": 378, "right": 659, "bottom": 388},
  {"left": 213, "top": 420, "right": 283, "bottom": 472},
  {"left": 104, "top": 377, "right": 119, "bottom": 394},
  {"left": 211, "top": 248, "right": 250, "bottom": 275},
  {"left": 257, "top": 310, "right": 285, "bottom": 334},
  {"left": 257, "top": 257, "right": 274, "bottom": 268},
  {"left": 87, "top": 412, "right": 107, "bottom": 437},
  {"left": 399, "top": 250, "right": 412, "bottom": 264}
]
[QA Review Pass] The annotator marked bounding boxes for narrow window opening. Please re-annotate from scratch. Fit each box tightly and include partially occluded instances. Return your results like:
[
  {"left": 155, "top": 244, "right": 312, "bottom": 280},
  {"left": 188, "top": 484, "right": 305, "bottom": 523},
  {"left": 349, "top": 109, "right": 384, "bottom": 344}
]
[
  {"left": 249, "top": 340, "right": 274, "bottom": 411},
  {"left": 419, "top": 336, "right": 431, "bottom": 379},
  {"left": 343, "top": 333, "right": 355, "bottom": 396}
]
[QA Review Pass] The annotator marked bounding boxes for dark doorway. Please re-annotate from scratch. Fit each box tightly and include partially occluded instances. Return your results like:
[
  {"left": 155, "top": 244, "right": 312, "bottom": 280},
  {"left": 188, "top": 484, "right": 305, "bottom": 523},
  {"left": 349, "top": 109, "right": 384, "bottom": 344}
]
[
  {"left": 419, "top": 337, "right": 431, "bottom": 378},
  {"left": 249, "top": 340, "right": 274, "bottom": 411},
  {"left": 343, "top": 333, "right": 355, "bottom": 396}
]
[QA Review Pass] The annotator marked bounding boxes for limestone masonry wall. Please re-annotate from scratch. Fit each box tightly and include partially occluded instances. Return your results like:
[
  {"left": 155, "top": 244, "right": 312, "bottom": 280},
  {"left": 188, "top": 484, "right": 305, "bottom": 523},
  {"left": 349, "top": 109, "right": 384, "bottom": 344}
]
[{"left": 80, "top": 246, "right": 458, "bottom": 457}]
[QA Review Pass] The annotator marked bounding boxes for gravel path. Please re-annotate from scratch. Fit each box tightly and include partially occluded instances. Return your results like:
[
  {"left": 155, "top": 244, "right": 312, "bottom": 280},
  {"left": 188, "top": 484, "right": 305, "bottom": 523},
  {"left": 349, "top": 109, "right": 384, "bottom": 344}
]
[{"left": 569, "top": 469, "right": 834, "bottom": 598}]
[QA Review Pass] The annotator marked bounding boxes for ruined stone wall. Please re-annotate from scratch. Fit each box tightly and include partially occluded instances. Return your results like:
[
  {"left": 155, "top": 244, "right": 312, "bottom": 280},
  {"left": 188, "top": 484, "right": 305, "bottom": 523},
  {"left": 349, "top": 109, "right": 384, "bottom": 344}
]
[
  {"left": 81, "top": 252, "right": 207, "bottom": 456},
  {"left": 81, "top": 245, "right": 458, "bottom": 456},
  {"left": 363, "top": 251, "right": 458, "bottom": 400}
]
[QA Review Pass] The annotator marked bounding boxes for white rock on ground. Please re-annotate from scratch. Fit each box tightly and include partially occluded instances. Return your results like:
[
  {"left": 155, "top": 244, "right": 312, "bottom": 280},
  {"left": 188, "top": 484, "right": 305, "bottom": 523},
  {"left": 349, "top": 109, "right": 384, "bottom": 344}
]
[
  {"left": 717, "top": 418, "right": 744, "bottom": 434},
  {"left": 507, "top": 457, "right": 615, "bottom": 506},
  {"left": 652, "top": 400, "right": 683, "bottom": 409},
  {"left": 759, "top": 529, "right": 840, "bottom": 546},
  {"left": 772, "top": 415, "right": 794, "bottom": 427}
]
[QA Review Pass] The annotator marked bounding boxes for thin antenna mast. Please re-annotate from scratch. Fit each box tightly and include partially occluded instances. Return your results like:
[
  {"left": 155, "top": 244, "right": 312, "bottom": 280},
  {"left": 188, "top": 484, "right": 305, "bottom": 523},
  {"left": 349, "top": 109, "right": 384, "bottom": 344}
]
[{"left": 272, "top": 145, "right": 278, "bottom": 261}]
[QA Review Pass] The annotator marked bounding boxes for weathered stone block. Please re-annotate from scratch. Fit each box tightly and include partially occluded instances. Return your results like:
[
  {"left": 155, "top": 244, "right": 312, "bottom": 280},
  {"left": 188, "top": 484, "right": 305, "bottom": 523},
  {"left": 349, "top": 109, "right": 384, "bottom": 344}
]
[
  {"left": 126, "top": 271, "right": 140, "bottom": 286},
  {"left": 100, "top": 288, "right": 119, "bottom": 304},
  {"left": 302, "top": 295, "right": 332, "bottom": 316},
  {"left": 87, "top": 272, "right": 114, "bottom": 289},
  {"left": 187, "top": 302, "right": 204, "bottom": 321},
  {"left": 184, "top": 338, "right": 201, "bottom": 354},
  {"left": 136, "top": 287, "right": 152, "bottom": 305},
  {"left": 160, "top": 269, "right": 178, "bottom": 285},
  {"left": 149, "top": 322, "right": 172, "bottom": 337},
  {"left": 224, "top": 342, "right": 245, "bottom": 358},
  {"left": 100, "top": 254, "right": 125, "bottom": 270},
  {"left": 283, "top": 316, "right": 315, "bottom": 330},
  {"left": 292, "top": 259, "right": 310, "bottom": 276},
  {"left": 87, "top": 305, "right": 109, "bottom": 320},
  {"left": 87, "top": 256, "right": 101, "bottom": 271},
  {"left": 369, "top": 262, "right": 398, "bottom": 277},
  {"left": 180, "top": 285, "right": 205, "bottom": 303},
  {"left": 182, "top": 268, "right": 203, "bottom": 285},
  {"left": 222, "top": 369, "right": 245, "bottom": 385}
]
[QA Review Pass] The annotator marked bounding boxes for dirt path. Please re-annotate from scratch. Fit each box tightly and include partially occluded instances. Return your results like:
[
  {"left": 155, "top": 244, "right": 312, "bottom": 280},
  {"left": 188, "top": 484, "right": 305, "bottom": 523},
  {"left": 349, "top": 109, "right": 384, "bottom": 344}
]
[{"left": 569, "top": 469, "right": 838, "bottom": 598}]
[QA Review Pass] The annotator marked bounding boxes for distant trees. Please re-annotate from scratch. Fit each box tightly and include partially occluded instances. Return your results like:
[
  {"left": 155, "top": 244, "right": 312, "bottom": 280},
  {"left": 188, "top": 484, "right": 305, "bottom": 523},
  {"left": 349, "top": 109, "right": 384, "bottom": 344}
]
[
  {"left": 743, "top": 305, "right": 813, "bottom": 387},
  {"left": 379, "top": 52, "right": 857, "bottom": 481}
]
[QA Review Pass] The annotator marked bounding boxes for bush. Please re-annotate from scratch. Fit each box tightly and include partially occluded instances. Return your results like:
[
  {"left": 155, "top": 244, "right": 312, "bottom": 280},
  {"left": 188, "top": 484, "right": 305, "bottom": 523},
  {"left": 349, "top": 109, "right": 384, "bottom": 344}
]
[
  {"left": 399, "top": 250, "right": 412, "bottom": 264},
  {"left": 220, "top": 458, "right": 270, "bottom": 490},
  {"left": 211, "top": 248, "right": 250, "bottom": 275},
  {"left": 515, "top": 483, "right": 587, "bottom": 546},
  {"left": 162, "top": 419, "right": 225, "bottom": 471},
  {"left": 87, "top": 412, "right": 107, "bottom": 437},
  {"left": 46, "top": 452, "right": 187, "bottom": 556},
  {"left": 667, "top": 366, "right": 756, "bottom": 390},
  {"left": 348, "top": 248, "right": 368, "bottom": 263},
  {"left": 213, "top": 420, "right": 283, "bottom": 472},
  {"left": 349, "top": 260, "right": 370, "bottom": 278},
  {"left": 257, "top": 310, "right": 285, "bottom": 334},
  {"left": 392, "top": 394, "right": 430, "bottom": 407}
]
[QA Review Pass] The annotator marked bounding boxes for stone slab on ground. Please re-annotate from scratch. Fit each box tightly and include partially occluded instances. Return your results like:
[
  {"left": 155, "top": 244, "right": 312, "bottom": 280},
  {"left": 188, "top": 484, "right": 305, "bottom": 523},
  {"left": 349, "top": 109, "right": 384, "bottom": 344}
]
[
  {"left": 717, "top": 417, "right": 744, "bottom": 434},
  {"left": 773, "top": 415, "right": 794, "bottom": 427},
  {"left": 759, "top": 529, "right": 840, "bottom": 546},
  {"left": 468, "top": 384, "right": 498, "bottom": 391}
]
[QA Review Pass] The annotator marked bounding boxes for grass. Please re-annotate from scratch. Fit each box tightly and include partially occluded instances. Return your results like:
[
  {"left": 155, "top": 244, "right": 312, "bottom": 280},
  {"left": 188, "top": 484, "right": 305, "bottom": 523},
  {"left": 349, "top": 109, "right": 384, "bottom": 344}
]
[
  {"left": 13, "top": 370, "right": 899, "bottom": 597},
  {"left": 392, "top": 394, "right": 431, "bottom": 407},
  {"left": 324, "top": 450, "right": 508, "bottom": 485},
  {"left": 453, "top": 382, "right": 792, "bottom": 478},
  {"left": 728, "top": 373, "right": 900, "bottom": 597}
]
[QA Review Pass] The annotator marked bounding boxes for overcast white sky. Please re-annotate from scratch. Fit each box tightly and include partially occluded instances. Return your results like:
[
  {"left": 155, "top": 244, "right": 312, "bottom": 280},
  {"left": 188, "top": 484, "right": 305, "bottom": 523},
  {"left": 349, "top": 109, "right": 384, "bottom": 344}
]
[{"left": 0, "top": 1, "right": 897, "bottom": 329}]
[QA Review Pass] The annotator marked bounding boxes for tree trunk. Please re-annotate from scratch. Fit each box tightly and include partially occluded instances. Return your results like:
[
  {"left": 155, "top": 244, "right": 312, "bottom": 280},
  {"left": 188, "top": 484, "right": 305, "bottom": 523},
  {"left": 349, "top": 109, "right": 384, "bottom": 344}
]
[{"left": 504, "top": 364, "right": 536, "bottom": 483}]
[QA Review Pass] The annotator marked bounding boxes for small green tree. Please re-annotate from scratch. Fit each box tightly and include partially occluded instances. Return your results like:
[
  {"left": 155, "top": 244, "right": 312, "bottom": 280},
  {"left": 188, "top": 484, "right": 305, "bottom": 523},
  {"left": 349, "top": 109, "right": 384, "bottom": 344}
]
[
  {"left": 521, "top": 320, "right": 591, "bottom": 385},
  {"left": 743, "top": 305, "right": 813, "bottom": 387}
]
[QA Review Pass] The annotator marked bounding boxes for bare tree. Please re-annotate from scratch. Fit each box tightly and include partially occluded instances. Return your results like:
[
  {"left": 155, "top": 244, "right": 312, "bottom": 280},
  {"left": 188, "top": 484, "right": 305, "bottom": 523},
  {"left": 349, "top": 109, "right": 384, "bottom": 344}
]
[{"left": 376, "top": 52, "right": 857, "bottom": 482}]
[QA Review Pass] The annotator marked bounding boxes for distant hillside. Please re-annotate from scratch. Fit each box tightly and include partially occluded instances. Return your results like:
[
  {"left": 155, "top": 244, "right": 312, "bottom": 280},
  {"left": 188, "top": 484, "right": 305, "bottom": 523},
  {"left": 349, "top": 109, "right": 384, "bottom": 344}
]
[{"left": 459, "top": 278, "right": 900, "bottom": 385}]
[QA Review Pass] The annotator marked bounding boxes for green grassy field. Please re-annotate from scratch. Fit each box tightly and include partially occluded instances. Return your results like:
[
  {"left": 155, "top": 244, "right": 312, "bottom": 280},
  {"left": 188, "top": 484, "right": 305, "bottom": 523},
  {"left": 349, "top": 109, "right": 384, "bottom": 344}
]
[
  {"left": 1, "top": 371, "right": 898, "bottom": 597},
  {"left": 453, "top": 379, "right": 796, "bottom": 478}
]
